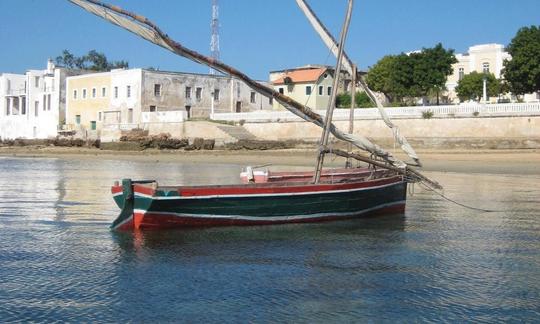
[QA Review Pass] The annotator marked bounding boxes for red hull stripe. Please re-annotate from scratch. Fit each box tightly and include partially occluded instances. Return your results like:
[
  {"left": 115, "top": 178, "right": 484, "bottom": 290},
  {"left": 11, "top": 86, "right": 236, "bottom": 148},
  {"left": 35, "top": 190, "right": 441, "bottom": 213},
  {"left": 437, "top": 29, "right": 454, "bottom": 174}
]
[
  {"left": 134, "top": 184, "right": 155, "bottom": 196},
  {"left": 175, "top": 176, "right": 401, "bottom": 197}
]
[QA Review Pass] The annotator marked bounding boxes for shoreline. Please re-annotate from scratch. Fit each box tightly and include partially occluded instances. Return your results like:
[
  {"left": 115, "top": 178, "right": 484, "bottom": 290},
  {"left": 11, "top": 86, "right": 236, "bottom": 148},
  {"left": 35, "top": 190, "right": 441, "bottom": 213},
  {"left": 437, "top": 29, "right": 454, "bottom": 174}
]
[{"left": 1, "top": 146, "right": 539, "bottom": 175}]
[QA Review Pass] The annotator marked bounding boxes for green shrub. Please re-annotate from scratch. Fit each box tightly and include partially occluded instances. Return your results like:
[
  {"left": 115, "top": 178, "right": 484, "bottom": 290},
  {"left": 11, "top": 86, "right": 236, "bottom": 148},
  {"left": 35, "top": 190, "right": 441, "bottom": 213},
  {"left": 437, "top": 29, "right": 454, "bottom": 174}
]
[
  {"left": 336, "top": 93, "right": 352, "bottom": 108},
  {"left": 422, "top": 110, "right": 434, "bottom": 119}
]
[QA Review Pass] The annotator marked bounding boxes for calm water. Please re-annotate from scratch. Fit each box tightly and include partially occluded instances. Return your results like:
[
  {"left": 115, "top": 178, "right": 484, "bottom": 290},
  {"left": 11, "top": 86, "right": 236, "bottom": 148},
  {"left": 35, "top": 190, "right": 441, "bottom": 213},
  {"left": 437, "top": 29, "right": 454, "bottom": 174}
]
[{"left": 0, "top": 156, "right": 539, "bottom": 322}]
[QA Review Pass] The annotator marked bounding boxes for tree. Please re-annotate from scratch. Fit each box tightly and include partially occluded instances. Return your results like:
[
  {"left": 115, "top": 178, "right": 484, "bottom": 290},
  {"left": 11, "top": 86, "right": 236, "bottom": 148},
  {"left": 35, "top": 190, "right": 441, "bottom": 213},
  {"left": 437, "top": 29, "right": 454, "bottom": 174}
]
[
  {"left": 365, "top": 55, "right": 399, "bottom": 102},
  {"left": 412, "top": 43, "right": 457, "bottom": 104},
  {"left": 366, "top": 43, "right": 457, "bottom": 105},
  {"left": 503, "top": 25, "right": 540, "bottom": 95},
  {"left": 55, "top": 50, "right": 129, "bottom": 71},
  {"left": 365, "top": 54, "right": 414, "bottom": 103},
  {"left": 455, "top": 72, "right": 500, "bottom": 102}
]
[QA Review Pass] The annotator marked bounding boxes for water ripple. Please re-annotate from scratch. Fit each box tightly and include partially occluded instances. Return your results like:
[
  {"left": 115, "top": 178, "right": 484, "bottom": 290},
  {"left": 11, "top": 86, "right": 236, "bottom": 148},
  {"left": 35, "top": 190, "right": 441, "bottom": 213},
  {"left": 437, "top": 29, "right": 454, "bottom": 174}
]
[{"left": 0, "top": 157, "right": 538, "bottom": 322}]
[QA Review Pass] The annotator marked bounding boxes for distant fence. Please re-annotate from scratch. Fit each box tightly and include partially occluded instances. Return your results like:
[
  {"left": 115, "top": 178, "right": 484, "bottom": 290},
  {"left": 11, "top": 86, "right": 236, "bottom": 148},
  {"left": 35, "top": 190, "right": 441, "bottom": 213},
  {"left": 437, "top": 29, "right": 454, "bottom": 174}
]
[
  {"left": 211, "top": 103, "right": 540, "bottom": 123},
  {"left": 102, "top": 123, "right": 144, "bottom": 131}
]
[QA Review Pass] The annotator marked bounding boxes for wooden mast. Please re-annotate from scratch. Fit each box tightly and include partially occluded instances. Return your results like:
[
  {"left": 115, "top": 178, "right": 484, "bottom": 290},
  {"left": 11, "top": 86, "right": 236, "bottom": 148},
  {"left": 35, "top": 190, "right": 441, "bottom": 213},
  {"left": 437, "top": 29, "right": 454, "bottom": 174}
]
[
  {"left": 313, "top": 0, "right": 354, "bottom": 183},
  {"left": 68, "top": 0, "right": 442, "bottom": 189},
  {"left": 346, "top": 63, "right": 357, "bottom": 168}
]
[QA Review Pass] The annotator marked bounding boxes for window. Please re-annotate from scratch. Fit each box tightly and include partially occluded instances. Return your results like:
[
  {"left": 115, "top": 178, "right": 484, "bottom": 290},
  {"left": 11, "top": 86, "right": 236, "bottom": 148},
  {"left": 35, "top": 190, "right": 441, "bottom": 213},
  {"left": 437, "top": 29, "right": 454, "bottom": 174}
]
[
  {"left": 126, "top": 85, "right": 131, "bottom": 98},
  {"left": 21, "top": 97, "right": 26, "bottom": 115},
  {"left": 34, "top": 76, "right": 39, "bottom": 88},
  {"left": 185, "top": 86, "right": 192, "bottom": 99},
  {"left": 98, "top": 111, "right": 102, "bottom": 121},
  {"left": 278, "top": 87, "right": 284, "bottom": 94},
  {"left": 101, "top": 87, "right": 106, "bottom": 97},
  {"left": 34, "top": 101, "right": 39, "bottom": 116},
  {"left": 306, "top": 86, "right": 312, "bottom": 95},
  {"left": 250, "top": 91, "right": 256, "bottom": 103},
  {"left": 92, "top": 88, "right": 96, "bottom": 98},
  {"left": 5, "top": 98, "right": 10, "bottom": 115},
  {"left": 47, "top": 94, "right": 51, "bottom": 111},
  {"left": 149, "top": 105, "right": 156, "bottom": 112},
  {"left": 327, "top": 86, "right": 332, "bottom": 96},
  {"left": 10, "top": 97, "right": 18, "bottom": 115},
  {"left": 114, "top": 86, "right": 118, "bottom": 98},
  {"left": 128, "top": 108, "right": 133, "bottom": 123},
  {"left": 73, "top": 89, "right": 78, "bottom": 100},
  {"left": 76, "top": 115, "right": 81, "bottom": 124},
  {"left": 323, "top": 73, "right": 328, "bottom": 79},
  {"left": 318, "top": 86, "right": 323, "bottom": 96},
  {"left": 43, "top": 95, "right": 46, "bottom": 111},
  {"left": 269, "top": 97, "right": 273, "bottom": 105},
  {"left": 154, "top": 84, "right": 161, "bottom": 96},
  {"left": 483, "top": 62, "right": 490, "bottom": 74},
  {"left": 213, "top": 89, "right": 220, "bottom": 101},
  {"left": 458, "top": 67, "right": 464, "bottom": 80},
  {"left": 82, "top": 89, "right": 87, "bottom": 99},
  {"left": 90, "top": 121, "right": 96, "bottom": 130},
  {"left": 196, "top": 87, "right": 202, "bottom": 100}
]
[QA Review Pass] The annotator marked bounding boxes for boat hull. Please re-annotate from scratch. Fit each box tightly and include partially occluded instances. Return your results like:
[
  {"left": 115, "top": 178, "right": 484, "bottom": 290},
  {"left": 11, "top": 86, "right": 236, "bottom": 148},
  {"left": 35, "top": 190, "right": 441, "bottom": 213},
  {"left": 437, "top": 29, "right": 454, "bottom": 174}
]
[{"left": 111, "top": 176, "right": 407, "bottom": 231}]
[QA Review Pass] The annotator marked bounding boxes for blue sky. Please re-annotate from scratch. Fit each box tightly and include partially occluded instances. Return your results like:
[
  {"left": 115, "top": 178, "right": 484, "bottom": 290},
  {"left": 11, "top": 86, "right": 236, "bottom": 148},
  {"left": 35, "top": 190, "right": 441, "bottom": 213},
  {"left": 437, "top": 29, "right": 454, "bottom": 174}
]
[{"left": 0, "top": 0, "right": 538, "bottom": 80}]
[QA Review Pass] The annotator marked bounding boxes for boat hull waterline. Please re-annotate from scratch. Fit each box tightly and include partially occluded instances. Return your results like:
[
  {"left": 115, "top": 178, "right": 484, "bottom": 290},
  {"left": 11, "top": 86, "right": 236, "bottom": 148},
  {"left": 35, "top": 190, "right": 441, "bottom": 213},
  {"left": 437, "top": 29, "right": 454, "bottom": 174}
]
[{"left": 111, "top": 176, "right": 407, "bottom": 230}]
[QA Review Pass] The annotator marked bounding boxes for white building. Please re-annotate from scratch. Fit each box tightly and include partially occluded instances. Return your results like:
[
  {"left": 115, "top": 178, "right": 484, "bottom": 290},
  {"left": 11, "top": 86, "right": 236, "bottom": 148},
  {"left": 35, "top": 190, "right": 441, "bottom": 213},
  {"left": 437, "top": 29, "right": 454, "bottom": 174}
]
[
  {"left": 0, "top": 73, "right": 27, "bottom": 139},
  {"left": 446, "top": 43, "right": 539, "bottom": 103},
  {"left": 0, "top": 60, "right": 81, "bottom": 140}
]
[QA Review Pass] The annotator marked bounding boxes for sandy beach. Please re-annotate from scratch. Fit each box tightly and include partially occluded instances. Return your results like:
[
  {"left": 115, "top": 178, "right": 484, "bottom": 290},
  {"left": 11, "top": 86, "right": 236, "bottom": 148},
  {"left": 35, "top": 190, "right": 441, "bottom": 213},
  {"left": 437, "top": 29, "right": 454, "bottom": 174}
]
[{"left": 1, "top": 146, "right": 539, "bottom": 175}]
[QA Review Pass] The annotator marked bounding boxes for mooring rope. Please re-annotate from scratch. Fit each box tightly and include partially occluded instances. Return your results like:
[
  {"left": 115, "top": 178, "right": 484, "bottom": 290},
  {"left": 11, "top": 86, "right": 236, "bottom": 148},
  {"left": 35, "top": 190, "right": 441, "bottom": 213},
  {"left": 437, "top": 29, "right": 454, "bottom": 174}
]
[{"left": 417, "top": 182, "right": 504, "bottom": 213}]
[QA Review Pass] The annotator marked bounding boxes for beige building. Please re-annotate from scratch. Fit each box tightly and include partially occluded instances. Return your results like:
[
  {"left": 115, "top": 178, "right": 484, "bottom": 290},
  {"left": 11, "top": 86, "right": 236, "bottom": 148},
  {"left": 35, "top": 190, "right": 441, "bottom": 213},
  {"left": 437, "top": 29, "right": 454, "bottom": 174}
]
[
  {"left": 65, "top": 68, "right": 273, "bottom": 138},
  {"left": 66, "top": 71, "right": 111, "bottom": 134},
  {"left": 270, "top": 65, "right": 349, "bottom": 110}
]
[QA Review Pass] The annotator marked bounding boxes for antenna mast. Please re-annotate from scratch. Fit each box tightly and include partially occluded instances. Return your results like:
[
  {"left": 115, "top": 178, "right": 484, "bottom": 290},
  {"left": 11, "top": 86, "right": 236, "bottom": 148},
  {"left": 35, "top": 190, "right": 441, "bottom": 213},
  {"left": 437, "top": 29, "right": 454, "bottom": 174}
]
[{"left": 210, "top": 0, "right": 220, "bottom": 74}]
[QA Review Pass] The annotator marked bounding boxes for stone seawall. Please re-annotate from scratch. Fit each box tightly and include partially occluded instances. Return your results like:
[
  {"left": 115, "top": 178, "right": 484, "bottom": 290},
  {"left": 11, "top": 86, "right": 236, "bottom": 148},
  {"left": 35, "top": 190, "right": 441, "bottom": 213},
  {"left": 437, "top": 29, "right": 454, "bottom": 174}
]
[
  {"left": 242, "top": 116, "right": 540, "bottom": 149},
  {"left": 94, "top": 116, "right": 540, "bottom": 150}
]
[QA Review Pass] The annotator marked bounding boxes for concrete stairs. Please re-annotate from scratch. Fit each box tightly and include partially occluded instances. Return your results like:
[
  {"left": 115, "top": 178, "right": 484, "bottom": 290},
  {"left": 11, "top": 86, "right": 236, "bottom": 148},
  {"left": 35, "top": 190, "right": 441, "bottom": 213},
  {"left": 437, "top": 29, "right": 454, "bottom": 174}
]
[{"left": 216, "top": 124, "right": 257, "bottom": 140}]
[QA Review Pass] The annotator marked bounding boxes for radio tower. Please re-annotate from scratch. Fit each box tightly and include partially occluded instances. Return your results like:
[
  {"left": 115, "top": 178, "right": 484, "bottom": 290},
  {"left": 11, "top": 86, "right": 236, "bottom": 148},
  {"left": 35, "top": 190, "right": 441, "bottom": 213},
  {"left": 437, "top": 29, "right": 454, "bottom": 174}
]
[{"left": 210, "top": 0, "right": 220, "bottom": 74}]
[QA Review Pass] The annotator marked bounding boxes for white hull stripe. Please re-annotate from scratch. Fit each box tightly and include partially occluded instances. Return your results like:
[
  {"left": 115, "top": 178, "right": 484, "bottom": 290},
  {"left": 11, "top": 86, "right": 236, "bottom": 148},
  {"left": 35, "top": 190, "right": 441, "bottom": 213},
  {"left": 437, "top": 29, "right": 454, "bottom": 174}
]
[
  {"left": 132, "top": 200, "right": 405, "bottom": 222},
  {"left": 133, "top": 181, "right": 403, "bottom": 200},
  {"left": 112, "top": 214, "right": 134, "bottom": 229}
]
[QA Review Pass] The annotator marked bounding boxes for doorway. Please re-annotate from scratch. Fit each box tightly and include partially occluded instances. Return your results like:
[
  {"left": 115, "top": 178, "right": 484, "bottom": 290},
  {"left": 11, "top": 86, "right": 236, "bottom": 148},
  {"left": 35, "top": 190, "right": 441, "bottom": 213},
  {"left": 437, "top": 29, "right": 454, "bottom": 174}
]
[
  {"left": 235, "top": 101, "right": 242, "bottom": 113},
  {"left": 185, "top": 105, "right": 191, "bottom": 119}
]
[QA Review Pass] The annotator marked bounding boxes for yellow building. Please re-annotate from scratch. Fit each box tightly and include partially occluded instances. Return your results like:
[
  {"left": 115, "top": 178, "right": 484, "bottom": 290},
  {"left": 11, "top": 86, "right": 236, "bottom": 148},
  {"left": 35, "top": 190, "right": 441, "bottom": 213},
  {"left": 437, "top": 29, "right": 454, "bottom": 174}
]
[
  {"left": 270, "top": 66, "right": 347, "bottom": 110},
  {"left": 65, "top": 72, "right": 111, "bottom": 133}
]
